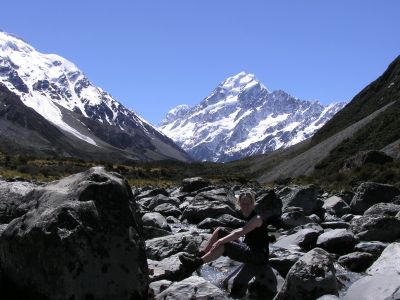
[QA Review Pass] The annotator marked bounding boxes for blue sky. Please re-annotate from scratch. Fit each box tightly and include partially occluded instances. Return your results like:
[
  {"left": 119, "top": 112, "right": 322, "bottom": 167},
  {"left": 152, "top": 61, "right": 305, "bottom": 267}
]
[{"left": 1, "top": 1, "right": 399, "bottom": 125}]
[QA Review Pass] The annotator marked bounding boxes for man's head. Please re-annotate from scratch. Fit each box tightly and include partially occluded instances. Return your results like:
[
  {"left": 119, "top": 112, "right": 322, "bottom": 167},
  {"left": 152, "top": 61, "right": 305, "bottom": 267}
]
[{"left": 237, "top": 191, "right": 255, "bottom": 217}]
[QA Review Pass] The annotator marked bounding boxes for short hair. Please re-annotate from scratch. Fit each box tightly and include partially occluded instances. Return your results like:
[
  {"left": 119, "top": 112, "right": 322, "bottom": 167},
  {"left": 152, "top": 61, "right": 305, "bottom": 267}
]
[{"left": 236, "top": 191, "right": 255, "bottom": 208}]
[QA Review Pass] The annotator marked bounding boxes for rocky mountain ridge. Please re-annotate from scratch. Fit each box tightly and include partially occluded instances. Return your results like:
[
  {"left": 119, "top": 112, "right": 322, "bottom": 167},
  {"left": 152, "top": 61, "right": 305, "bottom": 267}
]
[
  {"left": 160, "top": 72, "right": 346, "bottom": 162},
  {"left": 0, "top": 30, "right": 190, "bottom": 162}
]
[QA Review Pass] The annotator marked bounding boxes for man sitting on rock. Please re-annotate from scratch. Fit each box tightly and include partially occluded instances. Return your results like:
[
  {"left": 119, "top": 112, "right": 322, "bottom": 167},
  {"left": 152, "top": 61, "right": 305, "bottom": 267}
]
[{"left": 179, "top": 191, "right": 269, "bottom": 273}]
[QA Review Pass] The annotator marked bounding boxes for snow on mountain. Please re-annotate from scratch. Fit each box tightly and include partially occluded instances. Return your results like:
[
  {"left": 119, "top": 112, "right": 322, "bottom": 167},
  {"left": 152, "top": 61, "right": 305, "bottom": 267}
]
[
  {"left": 0, "top": 30, "right": 190, "bottom": 161},
  {"left": 159, "top": 72, "right": 346, "bottom": 162}
]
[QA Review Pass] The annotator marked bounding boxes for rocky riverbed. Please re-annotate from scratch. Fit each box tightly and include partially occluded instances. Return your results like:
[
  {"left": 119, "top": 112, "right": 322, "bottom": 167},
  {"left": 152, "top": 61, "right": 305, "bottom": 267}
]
[{"left": 0, "top": 167, "right": 400, "bottom": 299}]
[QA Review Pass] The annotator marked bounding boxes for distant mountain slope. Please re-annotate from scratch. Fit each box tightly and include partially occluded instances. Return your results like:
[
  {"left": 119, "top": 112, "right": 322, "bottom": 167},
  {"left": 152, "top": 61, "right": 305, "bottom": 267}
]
[
  {"left": 160, "top": 72, "right": 346, "bottom": 162},
  {"left": 311, "top": 55, "right": 400, "bottom": 145},
  {"left": 0, "top": 30, "right": 191, "bottom": 162},
  {"left": 239, "top": 55, "right": 400, "bottom": 183}
]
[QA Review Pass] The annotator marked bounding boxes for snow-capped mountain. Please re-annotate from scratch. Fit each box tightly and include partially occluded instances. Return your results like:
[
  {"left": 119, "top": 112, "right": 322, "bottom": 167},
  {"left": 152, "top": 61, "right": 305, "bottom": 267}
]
[
  {"left": 0, "top": 30, "right": 190, "bottom": 162},
  {"left": 159, "top": 72, "right": 346, "bottom": 162}
]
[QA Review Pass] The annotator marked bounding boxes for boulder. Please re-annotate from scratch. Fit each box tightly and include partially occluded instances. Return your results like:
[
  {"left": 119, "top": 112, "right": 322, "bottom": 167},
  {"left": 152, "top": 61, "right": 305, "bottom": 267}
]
[
  {"left": 350, "top": 215, "right": 400, "bottom": 242},
  {"left": 274, "top": 228, "right": 321, "bottom": 251},
  {"left": 278, "top": 185, "right": 320, "bottom": 215},
  {"left": 350, "top": 182, "right": 400, "bottom": 214},
  {"left": 153, "top": 203, "right": 182, "bottom": 218},
  {"left": 336, "top": 190, "right": 354, "bottom": 205},
  {"left": 363, "top": 202, "right": 400, "bottom": 216},
  {"left": 255, "top": 190, "right": 283, "bottom": 223},
  {"left": 216, "top": 214, "right": 246, "bottom": 228},
  {"left": 181, "top": 189, "right": 237, "bottom": 223},
  {"left": 142, "top": 212, "right": 170, "bottom": 231},
  {"left": 0, "top": 180, "right": 37, "bottom": 224},
  {"left": 281, "top": 211, "right": 315, "bottom": 229},
  {"left": 316, "top": 229, "right": 357, "bottom": 255},
  {"left": 323, "top": 213, "right": 341, "bottom": 222},
  {"left": 344, "top": 273, "right": 400, "bottom": 300},
  {"left": 136, "top": 188, "right": 169, "bottom": 200},
  {"left": 354, "top": 241, "right": 387, "bottom": 258},
  {"left": 166, "top": 216, "right": 180, "bottom": 224},
  {"left": 197, "top": 218, "right": 226, "bottom": 229},
  {"left": 338, "top": 252, "right": 375, "bottom": 272},
  {"left": 156, "top": 276, "right": 228, "bottom": 300},
  {"left": 269, "top": 248, "right": 304, "bottom": 278},
  {"left": 309, "top": 214, "right": 322, "bottom": 223},
  {"left": 341, "top": 214, "right": 355, "bottom": 222},
  {"left": 366, "top": 242, "right": 400, "bottom": 275},
  {"left": 322, "top": 196, "right": 351, "bottom": 216},
  {"left": 181, "top": 177, "right": 211, "bottom": 193},
  {"left": 145, "top": 232, "right": 209, "bottom": 260},
  {"left": 147, "top": 252, "right": 188, "bottom": 282},
  {"left": 139, "top": 194, "right": 180, "bottom": 211},
  {"left": 223, "top": 263, "right": 284, "bottom": 299},
  {"left": 143, "top": 226, "right": 172, "bottom": 240},
  {"left": 0, "top": 167, "right": 149, "bottom": 300},
  {"left": 148, "top": 280, "right": 172, "bottom": 299},
  {"left": 274, "top": 248, "right": 338, "bottom": 300}
]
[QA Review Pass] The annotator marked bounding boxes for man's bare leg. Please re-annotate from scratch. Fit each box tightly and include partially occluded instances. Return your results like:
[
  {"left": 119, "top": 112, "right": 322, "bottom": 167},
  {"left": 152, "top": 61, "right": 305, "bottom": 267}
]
[
  {"left": 202, "top": 244, "right": 225, "bottom": 264},
  {"left": 201, "top": 228, "right": 222, "bottom": 253}
]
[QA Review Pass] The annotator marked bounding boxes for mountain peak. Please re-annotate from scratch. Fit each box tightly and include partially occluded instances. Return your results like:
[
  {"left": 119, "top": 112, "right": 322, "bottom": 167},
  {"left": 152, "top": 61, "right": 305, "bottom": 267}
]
[
  {"left": 160, "top": 72, "right": 347, "bottom": 162},
  {"left": 220, "top": 72, "right": 266, "bottom": 93}
]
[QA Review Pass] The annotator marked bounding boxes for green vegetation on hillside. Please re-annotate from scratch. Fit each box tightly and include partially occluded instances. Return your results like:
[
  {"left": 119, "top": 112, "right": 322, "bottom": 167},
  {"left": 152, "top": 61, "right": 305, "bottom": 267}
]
[
  {"left": 312, "top": 100, "right": 400, "bottom": 174},
  {"left": 0, "top": 153, "right": 254, "bottom": 187}
]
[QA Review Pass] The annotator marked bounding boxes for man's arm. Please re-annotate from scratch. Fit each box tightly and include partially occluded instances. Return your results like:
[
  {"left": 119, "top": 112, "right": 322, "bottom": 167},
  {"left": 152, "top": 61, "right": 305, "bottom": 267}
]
[{"left": 211, "top": 215, "right": 263, "bottom": 249}]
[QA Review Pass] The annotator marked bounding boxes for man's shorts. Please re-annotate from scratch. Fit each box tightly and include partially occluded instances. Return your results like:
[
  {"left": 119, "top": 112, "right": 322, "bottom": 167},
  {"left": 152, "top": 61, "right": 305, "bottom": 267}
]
[{"left": 217, "top": 227, "right": 268, "bottom": 264}]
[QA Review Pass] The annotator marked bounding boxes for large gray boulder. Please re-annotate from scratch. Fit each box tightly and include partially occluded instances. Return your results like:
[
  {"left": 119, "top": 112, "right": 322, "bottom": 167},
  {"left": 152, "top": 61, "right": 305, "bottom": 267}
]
[
  {"left": 345, "top": 243, "right": 400, "bottom": 299},
  {"left": 142, "top": 212, "right": 170, "bottom": 231},
  {"left": 149, "top": 280, "right": 172, "bottom": 299},
  {"left": 274, "top": 248, "right": 338, "bottom": 300},
  {"left": 255, "top": 190, "right": 283, "bottom": 223},
  {"left": 147, "top": 252, "right": 188, "bottom": 282},
  {"left": 0, "top": 180, "right": 37, "bottom": 224},
  {"left": 322, "top": 196, "right": 351, "bottom": 216},
  {"left": 224, "top": 263, "right": 284, "bottom": 299},
  {"left": 156, "top": 276, "right": 228, "bottom": 300},
  {"left": 281, "top": 211, "right": 315, "bottom": 229},
  {"left": 269, "top": 248, "right": 304, "bottom": 278},
  {"left": 366, "top": 242, "right": 400, "bottom": 275},
  {"left": 181, "top": 189, "right": 237, "bottom": 223},
  {"left": 153, "top": 203, "right": 182, "bottom": 218},
  {"left": 0, "top": 167, "right": 149, "bottom": 300},
  {"left": 350, "top": 182, "right": 400, "bottom": 214},
  {"left": 139, "top": 194, "right": 180, "bottom": 211},
  {"left": 350, "top": 215, "right": 400, "bottom": 242},
  {"left": 180, "top": 177, "right": 211, "bottom": 193},
  {"left": 363, "top": 202, "right": 400, "bottom": 216},
  {"left": 136, "top": 188, "right": 169, "bottom": 200},
  {"left": 354, "top": 241, "right": 387, "bottom": 258},
  {"left": 278, "top": 185, "right": 320, "bottom": 215},
  {"left": 338, "top": 252, "right": 375, "bottom": 272},
  {"left": 344, "top": 273, "right": 400, "bottom": 300},
  {"left": 274, "top": 227, "right": 321, "bottom": 251},
  {"left": 145, "top": 232, "right": 209, "bottom": 260},
  {"left": 316, "top": 229, "right": 358, "bottom": 255}
]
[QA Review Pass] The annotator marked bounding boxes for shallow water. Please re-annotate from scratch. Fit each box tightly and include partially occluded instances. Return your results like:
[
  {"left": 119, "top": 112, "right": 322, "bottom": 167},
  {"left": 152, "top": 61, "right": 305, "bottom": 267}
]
[{"left": 335, "top": 263, "right": 364, "bottom": 298}]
